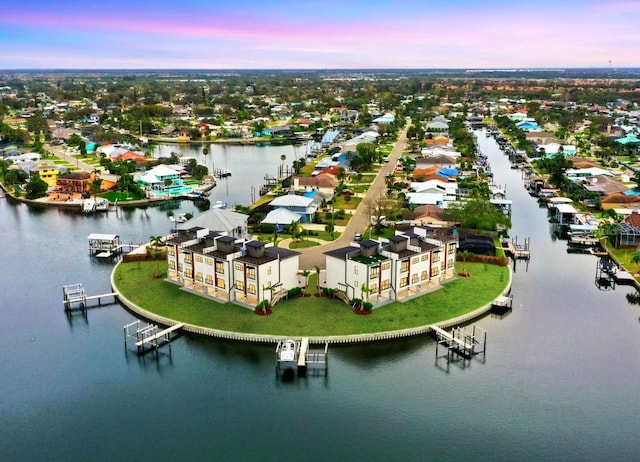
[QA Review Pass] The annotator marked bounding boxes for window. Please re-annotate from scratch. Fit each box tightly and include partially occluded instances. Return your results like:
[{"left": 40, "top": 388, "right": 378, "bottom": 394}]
[
  {"left": 185, "top": 268, "right": 193, "bottom": 278},
  {"left": 447, "top": 260, "right": 454, "bottom": 269},
  {"left": 267, "top": 267, "right": 271, "bottom": 275},
  {"left": 235, "top": 263, "right": 243, "bottom": 272},
  {"left": 421, "top": 254, "right": 428, "bottom": 262},
  {"left": 236, "top": 281, "right": 244, "bottom": 291},
  {"left": 247, "top": 267, "right": 256, "bottom": 280},
  {"left": 185, "top": 254, "right": 192, "bottom": 264},
  {"left": 354, "top": 280, "right": 359, "bottom": 287},
  {"left": 400, "top": 276, "right": 409, "bottom": 288},
  {"left": 412, "top": 257, "right": 419, "bottom": 265},
  {"left": 195, "top": 255, "right": 203, "bottom": 263},
  {"left": 421, "top": 270, "right": 428, "bottom": 281},
  {"left": 205, "top": 275, "right": 213, "bottom": 285},
  {"left": 168, "top": 248, "right": 175, "bottom": 256},
  {"left": 169, "top": 261, "right": 176, "bottom": 270},
  {"left": 432, "top": 267, "right": 440, "bottom": 276},
  {"left": 216, "top": 262, "right": 224, "bottom": 274},
  {"left": 370, "top": 283, "right": 377, "bottom": 293},
  {"left": 216, "top": 278, "right": 225, "bottom": 289},
  {"left": 248, "top": 284, "right": 256, "bottom": 295},
  {"left": 381, "top": 262, "right": 390, "bottom": 270},
  {"left": 382, "top": 279, "right": 390, "bottom": 290},
  {"left": 205, "top": 258, "right": 213, "bottom": 266},
  {"left": 411, "top": 273, "right": 419, "bottom": 284},
  {"left": 178, "top": 263, "right": 183, "bottom": 272},
  {"left": 354, "top": 266, "right": 359, "bottom": 275},
  {"left": 441, "top": 262, "right": 445, "bottom": 271},
  {"left": 196, "top": 272, "right": 203, "bottom": 282},
  {"left": 432, "top": 252, "right": 440, "bottom": 262},
  {"left": 370, "top": 266, "right": 379, "bottom": 279},
  {"left": 400, "top": 260, "right": 409, "bottom": 273}
]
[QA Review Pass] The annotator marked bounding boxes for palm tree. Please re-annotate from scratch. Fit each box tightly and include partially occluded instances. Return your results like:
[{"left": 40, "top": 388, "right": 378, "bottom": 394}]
[
  {"left": 149, "top": 235, "right": 165, "bottom": 277},
  {"left": 315, "top": 265, "right": 320, "bottom": 293},
  {"left": 301, "top": 269, "right": 311, "bottom": 295},
  {"left": 459, "top": 250, "right": 472, "bottom": 275},
  {"left": 280, "top": 154, "right": 286, "bottom": 177}
]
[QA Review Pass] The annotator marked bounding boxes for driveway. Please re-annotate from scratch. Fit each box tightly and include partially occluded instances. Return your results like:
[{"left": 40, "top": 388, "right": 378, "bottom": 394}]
[{"left": 298, "top": 124, "right": 410, "bottom": 269}]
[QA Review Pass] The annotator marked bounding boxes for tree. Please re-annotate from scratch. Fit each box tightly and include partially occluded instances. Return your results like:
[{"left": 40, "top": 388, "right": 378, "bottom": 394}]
[
  {"left": 149, "top": 236, "right": 165, "bottom": 277},
  {"left": 443, "top": 198, "right": 511, "bottom": 232},
  {"left": 288, "top": 220, "right": 301, "bottom": 241},
  {"left": 301, "top": 269, "right": 311, "bottom": 295},
  {"left": 631, "top": 253, "right": 640, "bottom": 274},
  {"left": 25, "top": 175, "right": 48, "bottom": 199},
  {"left": 459, "top": 250, "right": 472, "bottom": 276},
  {"left": 280, "top": 154, "right": 286, "bottom": 174}
]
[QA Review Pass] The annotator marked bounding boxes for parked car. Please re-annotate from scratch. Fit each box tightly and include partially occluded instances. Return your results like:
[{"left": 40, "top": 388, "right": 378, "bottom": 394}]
[{"left": 341, "top": 189, "right": 355, "bottom": 196}]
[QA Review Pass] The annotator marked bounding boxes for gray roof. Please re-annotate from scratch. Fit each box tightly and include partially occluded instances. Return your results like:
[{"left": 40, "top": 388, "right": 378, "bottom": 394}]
[{"left": 177, "top": 208, "right": 248, "bottom": 233}]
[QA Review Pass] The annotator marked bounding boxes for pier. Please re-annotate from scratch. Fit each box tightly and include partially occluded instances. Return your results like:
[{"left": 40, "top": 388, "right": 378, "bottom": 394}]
[
  {"left": 503, "top": 237, "right": 531, "bottom": 260},
  {"left": 124, "top": 320, "right": 184, "bottom": 354},
  {"left": 62, "top": 283, "right": 119, "bottom": 311},
  {"left": 88, "top": 233, "right": 142, "bottom": 258}
]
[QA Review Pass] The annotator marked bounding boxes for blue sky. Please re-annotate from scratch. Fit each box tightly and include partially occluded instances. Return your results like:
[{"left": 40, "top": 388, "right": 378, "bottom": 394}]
[{"left": 1, "top": 0, "right": 638, "bottom": 69}]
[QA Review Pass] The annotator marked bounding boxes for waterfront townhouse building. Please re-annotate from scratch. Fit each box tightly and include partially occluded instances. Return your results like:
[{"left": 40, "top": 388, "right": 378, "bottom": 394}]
[
  {"left": 232, "top": 241, "right": 300, "bottom": 306},
  {"left": 324, "top": 226, "right": 458, "bottom": 305},
  {"left": 166, "top": 228, "right": 300, "bottom": 309},
  {"left": 324, "top": 240, "right": 393, "bottom": 303}
]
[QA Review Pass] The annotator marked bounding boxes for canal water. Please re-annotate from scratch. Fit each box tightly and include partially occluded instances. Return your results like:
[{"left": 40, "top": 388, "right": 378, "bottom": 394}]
[
  {"left": 151, "top": 142, "right": 307, "bottom": 206},
  {"left": 1, "top": 134, "right": 640, "bottom": 461}
]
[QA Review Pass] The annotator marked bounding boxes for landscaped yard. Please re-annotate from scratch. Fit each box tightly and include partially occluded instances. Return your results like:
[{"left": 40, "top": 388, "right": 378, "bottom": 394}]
[{"left": 113, "top": 260, "right": 509, "bottom": 337}]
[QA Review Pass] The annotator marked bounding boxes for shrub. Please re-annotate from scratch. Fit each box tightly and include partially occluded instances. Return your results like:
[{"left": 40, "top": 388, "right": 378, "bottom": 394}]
[
  {"left": 362, "top": 302, "right": 373, "bottom": 311},
  {"left": 255, "top": 300, "right": 271, "bottom": 311},
  {"left": 255, "top": 223, "right": 276, "bottom": 233},
  {"left": 322, "top": 287, "right": 334, "bottom": 296},
  {"left": 350, "top": 297, "right": 363, "bottom": 307},
  {"left": 288, "top": 286, "right": 302, "bottom": 297}
]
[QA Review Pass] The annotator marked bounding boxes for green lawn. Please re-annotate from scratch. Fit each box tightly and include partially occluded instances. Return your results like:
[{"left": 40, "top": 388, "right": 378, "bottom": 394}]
[
  {"left": 289, "top": 240, "right": 319, "bottom": 249},
  {"left": 113, "top": 261, "right": 509, "bottom": 336}
]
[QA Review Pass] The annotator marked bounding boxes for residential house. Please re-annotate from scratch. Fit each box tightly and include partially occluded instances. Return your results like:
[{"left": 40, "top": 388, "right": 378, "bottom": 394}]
[
  {"left": 57, "top": 171, "right": 91, "bottom": 193},
  {"left": 269, "top": 193, "right": 317, "bottom": 223},
  {"left": 600, "top": 192, "right": 640, "bottom": 211},
  {"left": 176, "top": 208, "right": 249, "bottom": 240}
]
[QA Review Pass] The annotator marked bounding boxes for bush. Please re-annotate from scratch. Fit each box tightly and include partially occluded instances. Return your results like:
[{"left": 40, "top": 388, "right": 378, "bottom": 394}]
[
  {"left": 254, "top": 223, "right": 276, "bottom": 233},
  {"left": 255, "top": 300, "right": 271, "bottom": 311},
  {"left": 288, "top": 286, "right": 302, "bottom": 297},
  {"left": 350, "top": 297, "right": 363, "bottom": 307},
  {"left": 362, "top": 302, "right": 373, "bottom": 311},
  {"left": 322, "top": 287, "right": 334, "bottom": 296}
]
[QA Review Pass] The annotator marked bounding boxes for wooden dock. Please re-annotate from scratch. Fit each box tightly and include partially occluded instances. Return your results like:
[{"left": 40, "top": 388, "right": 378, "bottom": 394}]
[
  {"left": 503, "top": 237, "right": 531, "bottom": 260},
  {"left": 124, "top": 320, "right": 184, "bottom": 354},
  {"left": 63, "top": 283, "right": 119, "bottom": 311}
]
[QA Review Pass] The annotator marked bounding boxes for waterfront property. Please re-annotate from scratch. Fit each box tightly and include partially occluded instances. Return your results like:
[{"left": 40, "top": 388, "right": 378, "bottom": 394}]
[
  {"left": 166, "top": 227, "right": 300, "bottom": 308},
  {"left": 324, "top": 225, "right": 457, "bottom": 304}
]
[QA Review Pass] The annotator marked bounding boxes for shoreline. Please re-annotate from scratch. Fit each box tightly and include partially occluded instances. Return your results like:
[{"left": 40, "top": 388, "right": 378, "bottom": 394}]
[{"left": 110, "top": 259, "right": 513, "bottom": 344}]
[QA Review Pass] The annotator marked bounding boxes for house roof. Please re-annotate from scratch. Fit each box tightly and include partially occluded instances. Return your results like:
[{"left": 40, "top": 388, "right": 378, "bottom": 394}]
[
  {"left": 270, "top": 194, "right": 314, "bottom": 208},
  {"left": 324, "top": 245, "right": 360, "bottom": 260},
  {"left": 601, "top": 192, "right": 640, "bottom": 204},
  {"left": 261, "top": 208, "right": 301, "bottom": 225},
  {"left": 177, "top": 208, "right": 248, "bottom": 233}
]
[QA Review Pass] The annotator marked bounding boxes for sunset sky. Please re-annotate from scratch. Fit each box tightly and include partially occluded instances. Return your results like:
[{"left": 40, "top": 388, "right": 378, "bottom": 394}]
[{"left": 1, "top": 0, "right": 638, "bottom": 69}]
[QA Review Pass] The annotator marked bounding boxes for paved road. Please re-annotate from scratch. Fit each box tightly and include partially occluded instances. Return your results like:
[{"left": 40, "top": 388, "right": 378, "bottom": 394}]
[{"left": 298, "top": 124, "right": 410, "bottom": 269}]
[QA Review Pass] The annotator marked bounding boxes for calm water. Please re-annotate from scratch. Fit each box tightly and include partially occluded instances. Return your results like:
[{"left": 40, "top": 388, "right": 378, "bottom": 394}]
[
  {"left": 152, "top": 142, "right": 307, "bottom": 206},
  {"left": 1, "top": 134, "right": 640, "bottom": 461}
]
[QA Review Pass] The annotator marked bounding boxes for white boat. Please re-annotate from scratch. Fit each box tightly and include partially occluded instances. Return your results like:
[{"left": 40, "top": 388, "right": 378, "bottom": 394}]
[
  {"left": 82, "top": 199, "right": 96, "bottom": 214},
  {"left": 278, "top": 339, "right": 299, "bottom": 369},
  {"left": 212, "top": 200, "right": 227, "bottom": 209},
  {"left": 169, "top": 213, "right": 188, "bottom": 224}
]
